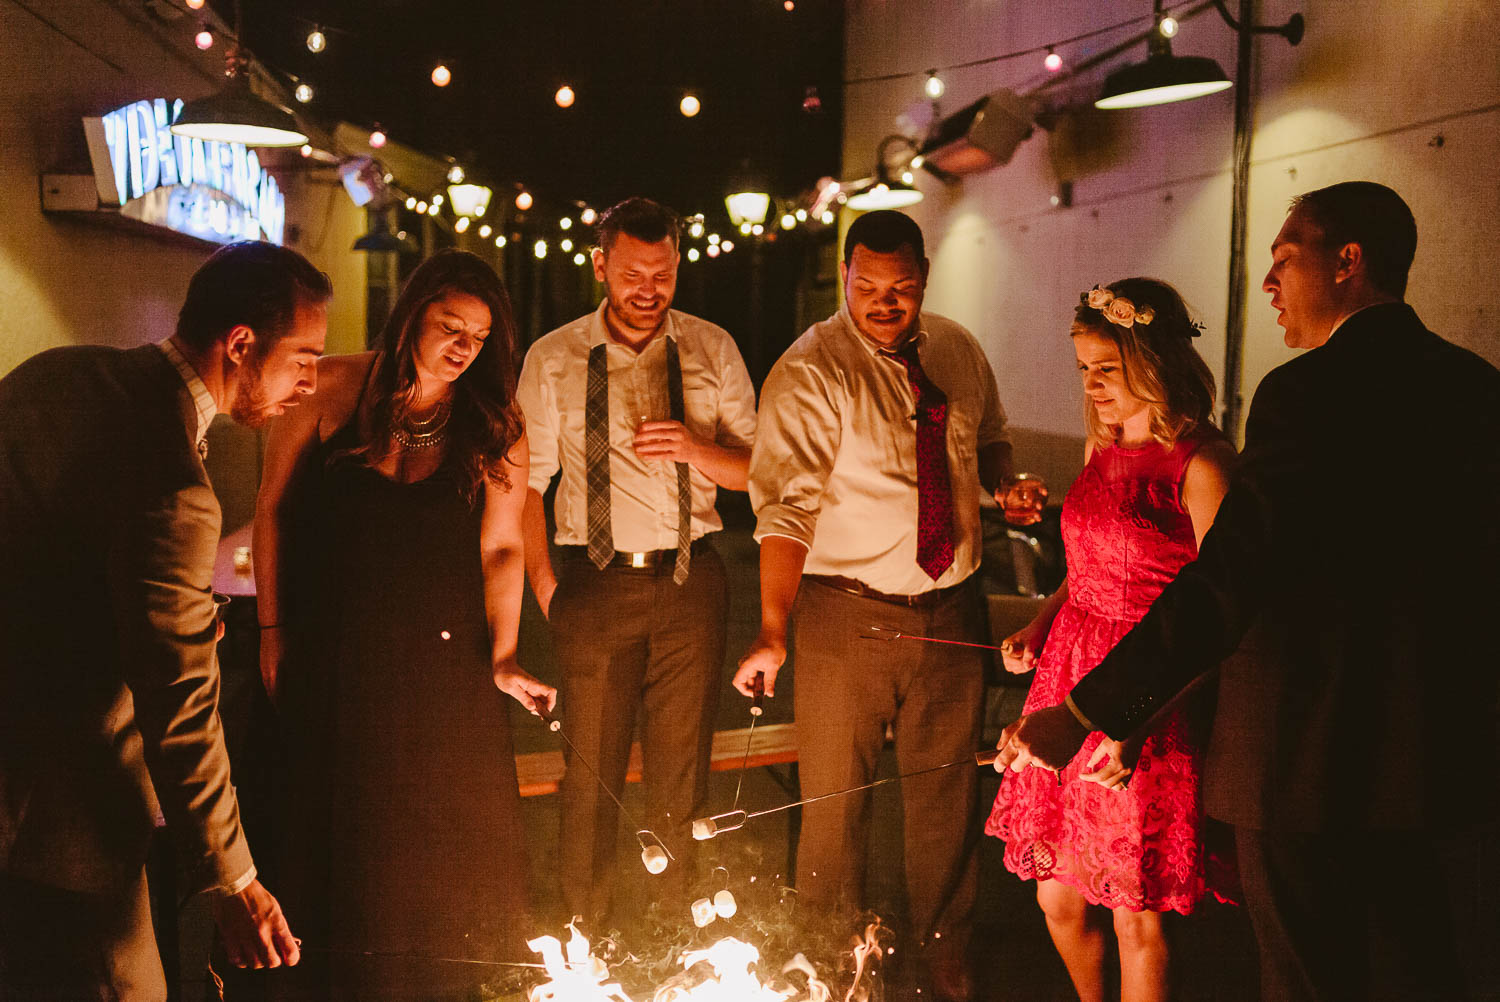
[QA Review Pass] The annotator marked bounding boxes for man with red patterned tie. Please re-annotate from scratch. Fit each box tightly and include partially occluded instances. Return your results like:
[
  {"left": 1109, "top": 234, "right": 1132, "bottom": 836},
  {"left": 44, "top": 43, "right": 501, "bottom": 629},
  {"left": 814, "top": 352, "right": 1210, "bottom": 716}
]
[{"left": 736, "top": 210, "right": 1037, "bottom": 1002}]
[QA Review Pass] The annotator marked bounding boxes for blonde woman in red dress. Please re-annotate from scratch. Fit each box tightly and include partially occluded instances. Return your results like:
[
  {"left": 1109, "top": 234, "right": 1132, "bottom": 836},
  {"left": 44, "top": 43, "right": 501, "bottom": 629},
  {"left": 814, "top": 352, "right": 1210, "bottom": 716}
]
[{"left": 986, "top": 278, "right": 1238, "bottom": 1002}]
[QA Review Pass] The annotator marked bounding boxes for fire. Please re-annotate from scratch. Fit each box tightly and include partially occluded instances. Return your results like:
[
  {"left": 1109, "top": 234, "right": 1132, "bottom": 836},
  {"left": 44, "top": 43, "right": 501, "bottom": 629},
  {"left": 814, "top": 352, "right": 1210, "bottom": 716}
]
[{"left": 527, "top": 921, "right": 634, "bottom": 1001}]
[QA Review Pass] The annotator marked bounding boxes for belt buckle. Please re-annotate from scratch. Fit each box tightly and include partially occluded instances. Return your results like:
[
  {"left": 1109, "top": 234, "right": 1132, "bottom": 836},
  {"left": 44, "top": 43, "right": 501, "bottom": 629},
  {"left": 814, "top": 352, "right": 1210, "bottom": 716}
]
[{"left": 629, "top": 551, "right": 649, "bottom": 569}]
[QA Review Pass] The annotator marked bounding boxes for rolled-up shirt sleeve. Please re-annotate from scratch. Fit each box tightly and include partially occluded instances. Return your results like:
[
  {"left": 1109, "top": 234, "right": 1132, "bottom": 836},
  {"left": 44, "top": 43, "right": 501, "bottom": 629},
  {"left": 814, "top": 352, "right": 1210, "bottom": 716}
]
[
  {"left": 748, "top": 356, "right": 842, "bottom": 548},
  {"left": 515, "top": 348, "right": 560, "bottom": 495}
]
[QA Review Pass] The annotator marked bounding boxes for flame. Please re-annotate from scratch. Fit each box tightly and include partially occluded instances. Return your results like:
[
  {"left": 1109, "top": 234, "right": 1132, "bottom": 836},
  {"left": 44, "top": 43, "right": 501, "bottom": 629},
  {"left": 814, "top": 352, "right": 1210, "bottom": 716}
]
[
  {"left": 653, "top": 938, "right": 792, "bottom": 1001},
  {"left": 843, "top": 921, "right": 883, "bottom": 1002},
  {"left": 527, "top": 921, "right": 634, "bottom": 1002}
]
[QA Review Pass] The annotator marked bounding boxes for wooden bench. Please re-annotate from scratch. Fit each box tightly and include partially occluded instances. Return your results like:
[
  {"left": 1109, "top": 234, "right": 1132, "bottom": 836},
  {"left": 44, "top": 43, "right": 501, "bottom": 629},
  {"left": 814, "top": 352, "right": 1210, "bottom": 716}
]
[{"left": 516, "top": 721, "right": 799, "bottom": 797}]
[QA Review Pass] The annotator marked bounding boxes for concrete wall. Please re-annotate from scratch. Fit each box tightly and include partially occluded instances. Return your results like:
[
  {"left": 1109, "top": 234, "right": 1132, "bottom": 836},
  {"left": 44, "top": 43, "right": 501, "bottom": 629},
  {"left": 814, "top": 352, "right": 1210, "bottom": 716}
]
[
  {"left": 0, "top": 0, "right": 369, "bottom": 526},
  {"left": 843, "top": 0, "right": 1500, "bottom": 485}
]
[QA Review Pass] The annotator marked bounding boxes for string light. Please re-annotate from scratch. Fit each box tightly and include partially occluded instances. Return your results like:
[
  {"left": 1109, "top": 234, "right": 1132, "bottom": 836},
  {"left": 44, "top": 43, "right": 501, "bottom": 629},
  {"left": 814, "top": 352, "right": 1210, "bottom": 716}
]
[
  {"left": 555, "top": 84, "right": 575, "bottom": 108},
  {"left": 369, "top": 128, "right": 387, "bottom": 148},
  {"left": 432, "top": 193, "right": 444, "bottom": 207},
  {"left": 416, "top": 200, "right": 428, "bottom": 213},
  {"left": 780, "top": 213, "right": 795, "bottom": 230},
  {"left": 721, "top": 239, "right": 734, "bottom": 253},
  {"left": 580, "top": 207, "right": 597, "bottom": 225},
  {"left": 479, "top": 224, "right": 492, "bottom": 238},
  {"left": 738, "top": 222, "right": 752, "bottom": 236},
  {"left": 1159, "top": 15, "right": 1179, "bottom": 37},
  {"left": 901, "top": 170, "right": 915, "bottom": 185},
  {"left": 820, "top": 210, "right": 835, "bottom": 224},
  {"left": 560, "top": 238, "right": 573, "bottom": 252},
  {"left": 679, "top": 94, "right": 701, "bottom": 117},
  {"left": 405, "top": 196, "right": 417, "bottom": 210},
  {"left": 515, "top": 190, "right": 533, "bottom": 211},
  {"left": 1044, "top": 48, "right": 1063, "bottom": 72},
  {"left": 454, "top": 217, "right": 470, "bottom": 233},
  {"left": 795, "top": 208, "right": 808, "bottom": 222},
  {"left": 910, "top": 155, "right": 925, "bottom": 169},
  {"left": 194, "top": 28, "right": 213, "bottom": 50},
  {"left": 784, "top": 0, "right": 795, "bottom": 9},
  {"left": 560, "top": 217, "right": 573, "bottom": 230},
  {"left": 431, "top": 64, "right": 452, "bottom": 87},
  {"left": 495, "top": 235, "right": 508, "bottom": 248},
  {"left": 306, "top": 28, "right": 326, "bottom": 53},
  {"left": 447, "top": 164, "right": 465, "bottom": 184},
  {"left": 426, "top": 202, "right": 439, "bottom": 216},
  {"left": 688, "top": 220, "right": 705, "bottom": 239},
  {"left": 924, "top": 71, "right": 945, "bottom": 99},
  {"left": 300, "top": 144, "right": 313, "bottom": 158},
  {"left": 294, "top": 83, "right": 313, "bottom": 104},
  {"left": 533, "top": 239, "right": 548, "bottom": 259},
  {"left": 752, "top": 223, "right": 764, "bottom": 236},
  {"left": 706, "top": 243, "right": 721, "bottom": 258},
  {"left": 184, "top": 0, "right": 203, "bottom": 8},
  {"left": 573, "top": 252, "right": 587, "bottom": 265},
  {"left": 707, "top": 232, "right": 720, "bottom": 245},
  {"left": 687, "top": 247, "right": 701, "bottom": 262}
]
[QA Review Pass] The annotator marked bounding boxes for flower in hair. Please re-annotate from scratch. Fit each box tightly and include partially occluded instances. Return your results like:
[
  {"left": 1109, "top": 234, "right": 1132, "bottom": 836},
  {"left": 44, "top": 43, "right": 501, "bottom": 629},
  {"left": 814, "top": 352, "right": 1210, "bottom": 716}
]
[
  {"left": 1081, "top": 285, "right": 1154, "bottom": 329},
  {"left": 1085, "top": 286, "right": 1114, "bottom": 310}
]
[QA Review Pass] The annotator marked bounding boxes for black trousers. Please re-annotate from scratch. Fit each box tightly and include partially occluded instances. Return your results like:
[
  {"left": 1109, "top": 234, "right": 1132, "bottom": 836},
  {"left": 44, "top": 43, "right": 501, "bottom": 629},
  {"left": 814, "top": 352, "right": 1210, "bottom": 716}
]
[
  {"left": 549, "top": 543, "right": 727, "bottom": 924},
  {"left": 1235, "top": 825, "right": 1471, "bottom": 1001}
]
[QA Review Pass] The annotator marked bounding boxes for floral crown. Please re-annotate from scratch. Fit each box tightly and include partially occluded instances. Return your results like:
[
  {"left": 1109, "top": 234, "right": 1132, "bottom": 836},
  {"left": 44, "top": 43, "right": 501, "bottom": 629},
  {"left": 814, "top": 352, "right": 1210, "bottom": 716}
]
[{"left": 1080, "top": 285, "right": 1202, "bottom": 336}]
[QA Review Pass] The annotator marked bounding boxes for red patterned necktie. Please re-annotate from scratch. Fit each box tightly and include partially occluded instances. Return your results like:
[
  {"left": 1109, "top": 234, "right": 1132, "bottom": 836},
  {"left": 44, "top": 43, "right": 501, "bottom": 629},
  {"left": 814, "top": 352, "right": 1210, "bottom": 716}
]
[{"left": 884, "top": 341, "right": 955, "bottom": 580}]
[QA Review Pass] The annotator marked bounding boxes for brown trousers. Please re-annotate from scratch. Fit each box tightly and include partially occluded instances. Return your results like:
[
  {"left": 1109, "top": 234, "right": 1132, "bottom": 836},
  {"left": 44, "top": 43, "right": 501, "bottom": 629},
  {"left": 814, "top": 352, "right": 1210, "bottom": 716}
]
[
  {"left": 549, "top": 544, "right": 726, "bottom": 923},
  {"left": 791, "top": 577, "right": 984, "bottom": 947},
  {"left": 0, "top": 868, "right": 166, "bottom": 1001}
]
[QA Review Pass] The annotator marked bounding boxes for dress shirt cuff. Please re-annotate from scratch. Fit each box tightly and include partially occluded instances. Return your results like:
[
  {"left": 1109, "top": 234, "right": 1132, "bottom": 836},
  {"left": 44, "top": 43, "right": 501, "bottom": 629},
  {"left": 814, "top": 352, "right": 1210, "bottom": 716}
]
[
  {"left": 754, "top": 531, "right": 810, "bottom": 551},
  {"left": 751, "top": 504, "right": 817, "bottom": 548},
  {"left": 1063, "top": 693, "right": 1098, "bottom": 733},
  {"left": 210, "top": 864, "right": 257, "bottom": 898}
]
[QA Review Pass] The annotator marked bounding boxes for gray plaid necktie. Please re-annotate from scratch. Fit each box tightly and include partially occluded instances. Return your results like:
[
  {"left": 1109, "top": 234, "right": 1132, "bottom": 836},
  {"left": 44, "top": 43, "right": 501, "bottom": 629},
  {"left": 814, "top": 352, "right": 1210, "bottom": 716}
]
[
  {"left": 665, "top": 338, "right": 691, "bottom": 585},
  {"left": 585, "top": 343, "right": 613, "bottom": 568}
]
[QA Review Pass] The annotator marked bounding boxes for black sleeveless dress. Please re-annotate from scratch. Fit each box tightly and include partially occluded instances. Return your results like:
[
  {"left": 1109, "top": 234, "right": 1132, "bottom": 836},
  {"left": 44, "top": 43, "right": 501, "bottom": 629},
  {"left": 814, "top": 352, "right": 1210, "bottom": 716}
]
[{"left": 277, "top": 404, "right": 531, "bottom": 1001}]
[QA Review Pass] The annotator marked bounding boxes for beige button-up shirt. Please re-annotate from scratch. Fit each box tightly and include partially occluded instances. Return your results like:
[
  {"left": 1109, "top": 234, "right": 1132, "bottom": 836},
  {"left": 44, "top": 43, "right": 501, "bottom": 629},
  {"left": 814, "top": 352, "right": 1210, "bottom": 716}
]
[
  {"left": 157, "top": 338, "right": 217, "bottom": 452},
  {"left": 750, "top": 307, "right": 1009, "bottom": 595},
  {"left": 519, "top": 302, "right": 758, "bottom": 551}
]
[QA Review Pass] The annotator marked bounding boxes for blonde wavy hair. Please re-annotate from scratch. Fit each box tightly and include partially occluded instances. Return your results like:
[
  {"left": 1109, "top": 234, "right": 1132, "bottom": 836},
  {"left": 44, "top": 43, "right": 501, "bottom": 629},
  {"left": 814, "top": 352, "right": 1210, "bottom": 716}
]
[{"left": 1072, "top": 277, "right": 1217, "bottom": 451}]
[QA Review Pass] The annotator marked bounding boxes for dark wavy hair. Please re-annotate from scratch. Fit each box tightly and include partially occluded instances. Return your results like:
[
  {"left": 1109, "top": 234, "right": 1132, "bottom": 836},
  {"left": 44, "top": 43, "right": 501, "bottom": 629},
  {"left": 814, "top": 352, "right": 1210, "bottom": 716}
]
[
  {"left": 176, "top": 240, "right": 331, "bottom": 351},
  {"left": 1071, "top": 277, "right": 1217, "bottom": 450},
  {"left": 351, "top": 250, "right": 523, "bottom": 503}
]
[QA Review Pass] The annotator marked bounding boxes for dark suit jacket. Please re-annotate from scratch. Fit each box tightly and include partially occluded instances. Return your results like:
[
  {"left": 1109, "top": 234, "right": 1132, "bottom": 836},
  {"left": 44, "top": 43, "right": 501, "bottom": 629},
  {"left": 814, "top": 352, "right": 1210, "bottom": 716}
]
[
  {"left": 0, "top": 345, "right": 252, "bottom": 895},
  {"left": 1072, "top": 304, "right": 1500, "bottom": 831}
]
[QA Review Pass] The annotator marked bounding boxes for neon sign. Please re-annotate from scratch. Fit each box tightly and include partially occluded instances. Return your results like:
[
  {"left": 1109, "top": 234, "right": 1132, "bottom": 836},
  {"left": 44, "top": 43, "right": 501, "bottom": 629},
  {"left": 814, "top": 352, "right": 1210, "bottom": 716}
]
[{"left": 83, "top": 98, "right": 285, "bottom": 245}]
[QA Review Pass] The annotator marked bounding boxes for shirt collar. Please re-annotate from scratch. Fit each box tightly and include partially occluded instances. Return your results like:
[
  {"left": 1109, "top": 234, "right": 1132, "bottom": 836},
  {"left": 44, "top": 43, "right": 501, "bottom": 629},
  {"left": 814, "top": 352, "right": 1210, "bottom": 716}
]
[
  {"left": 157, "top": 338, "right": 217, "bottom": 446},
  {"left": 588, "top": 300, "right": 679, "bottom": 351},
  {"left": 836, "top": 303, "right": 928, "bottom": 358}
]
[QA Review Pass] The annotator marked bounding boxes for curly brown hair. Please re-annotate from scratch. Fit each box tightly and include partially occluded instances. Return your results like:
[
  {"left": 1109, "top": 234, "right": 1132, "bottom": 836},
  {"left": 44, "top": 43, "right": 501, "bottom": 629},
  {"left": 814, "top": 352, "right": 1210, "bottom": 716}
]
[{"left": 1072, "top": 277, "right": 1217, "bottom": 451}]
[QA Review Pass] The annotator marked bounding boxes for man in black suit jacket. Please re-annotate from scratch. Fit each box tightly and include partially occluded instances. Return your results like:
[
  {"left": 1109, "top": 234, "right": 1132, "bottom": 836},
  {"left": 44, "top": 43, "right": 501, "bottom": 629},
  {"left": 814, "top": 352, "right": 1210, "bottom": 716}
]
[
  {"left": 0, "top": 241, "right": 331, "bottom": 999},
  {"left": 996, "top": 182, "right": 1500, "bottom": 1000}
]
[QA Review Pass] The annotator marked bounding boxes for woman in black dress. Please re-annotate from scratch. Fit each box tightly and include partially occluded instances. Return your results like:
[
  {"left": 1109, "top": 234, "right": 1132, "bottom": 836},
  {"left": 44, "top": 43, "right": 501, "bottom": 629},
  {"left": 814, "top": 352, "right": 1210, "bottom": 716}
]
[{"left": 255, "top": 250, "right": 554, "bottom": 1000}]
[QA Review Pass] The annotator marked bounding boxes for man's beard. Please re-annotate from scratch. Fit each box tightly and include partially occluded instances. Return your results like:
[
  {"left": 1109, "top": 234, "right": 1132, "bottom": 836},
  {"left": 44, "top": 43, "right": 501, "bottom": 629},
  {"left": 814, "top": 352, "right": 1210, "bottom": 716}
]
[
  {"left": 229, "top": 353, "right": 272, "bottom": 427},
  {"left": 606, "top": 286, "right": 670, "bottom": 334}
]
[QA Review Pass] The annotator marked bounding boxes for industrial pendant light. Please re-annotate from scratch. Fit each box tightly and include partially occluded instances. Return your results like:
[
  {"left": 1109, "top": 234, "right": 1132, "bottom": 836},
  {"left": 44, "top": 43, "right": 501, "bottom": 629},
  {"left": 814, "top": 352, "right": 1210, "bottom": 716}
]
[
  {"left": 1095, "top": 0, "right": 1231, "bottom": 110},
  {"left": 170, "top": 1, "right": 307, "bottom": 147}
]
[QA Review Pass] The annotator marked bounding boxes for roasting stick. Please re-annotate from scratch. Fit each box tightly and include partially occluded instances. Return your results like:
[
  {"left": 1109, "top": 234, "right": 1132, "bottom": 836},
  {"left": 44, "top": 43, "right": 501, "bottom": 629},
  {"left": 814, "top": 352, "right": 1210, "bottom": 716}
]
[
  {"left": 728, "top": 671, "right": 766, "bottom": 814},
  {"left": 861, "top": 623, "right": 1007, "bottom": 652},
  {"left": 537, "top": 707, "right": 675, "bottom": 870},
  {"left": 294, "top": 943, "right": 545, "bottom": 969},
  {"left": 694, "top": 749, "right": 1012, "bottom": 840}
]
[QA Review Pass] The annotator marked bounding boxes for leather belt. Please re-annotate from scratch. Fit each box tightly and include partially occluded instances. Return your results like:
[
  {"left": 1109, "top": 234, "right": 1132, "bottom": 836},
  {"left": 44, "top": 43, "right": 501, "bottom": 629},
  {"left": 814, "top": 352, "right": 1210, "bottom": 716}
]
[
  {"left": 560, "top": 537, "right": 711, "bottom": 572},
  {"left": 804, "top": 573, "right": 968, "bottom": 608}
]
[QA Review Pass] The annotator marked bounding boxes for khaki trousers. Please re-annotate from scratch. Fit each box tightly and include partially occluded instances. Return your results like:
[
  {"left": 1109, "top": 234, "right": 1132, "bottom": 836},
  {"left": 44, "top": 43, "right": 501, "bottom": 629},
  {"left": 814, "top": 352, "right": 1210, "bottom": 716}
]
[
  {"left": 790, "top": 576, "right": 984, "bottom": 946},
  {"left": 550, "top": 544, "right": 726, "bottom": 924}
]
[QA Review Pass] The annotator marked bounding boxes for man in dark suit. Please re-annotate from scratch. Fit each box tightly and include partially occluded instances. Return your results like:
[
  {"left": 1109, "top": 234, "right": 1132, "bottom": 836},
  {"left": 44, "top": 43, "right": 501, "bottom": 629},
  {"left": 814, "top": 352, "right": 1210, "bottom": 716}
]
[
  {"left": 0, "top": 241, "right": 331, "bottom": 999},
  {"left": 995, "top": 182, "right": 1500, "bottom": 1000}
]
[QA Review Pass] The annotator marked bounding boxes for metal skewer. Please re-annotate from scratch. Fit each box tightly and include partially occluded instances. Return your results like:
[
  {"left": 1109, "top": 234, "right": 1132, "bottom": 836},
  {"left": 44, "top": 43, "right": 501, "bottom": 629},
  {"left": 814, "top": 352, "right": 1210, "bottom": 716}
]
[
  {"left": 538, "top": 707, "right": 675, "bottom": 870},
  {"left": 861, "top": 624, "right": 1008, "bottom": 652},
  {"left": 694, "top": 749, "right": 1003, "bottom": 840},
  {"left": 729, "top": 671, "right": 765, "bottom": 813},
  {"left": 295, "top": 944, "right": 546, "bottom": 970}
]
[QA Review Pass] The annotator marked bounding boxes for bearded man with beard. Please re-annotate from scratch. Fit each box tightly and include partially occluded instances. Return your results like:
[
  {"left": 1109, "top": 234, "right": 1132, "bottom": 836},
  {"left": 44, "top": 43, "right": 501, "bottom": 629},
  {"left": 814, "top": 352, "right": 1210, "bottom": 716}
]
[
  {"left": 517, "top": 197, "right": 757, "bottom": 924},
  {"left": 0, "top": 240, "right": 329, "bottom": 999}
]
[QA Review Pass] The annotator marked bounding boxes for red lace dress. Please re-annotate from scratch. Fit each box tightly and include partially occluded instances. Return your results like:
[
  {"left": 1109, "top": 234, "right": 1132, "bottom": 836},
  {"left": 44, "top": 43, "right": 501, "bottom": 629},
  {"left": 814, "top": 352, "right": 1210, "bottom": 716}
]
[{"left": 985, "top": 432, "right": 1233, "bottom": 913}]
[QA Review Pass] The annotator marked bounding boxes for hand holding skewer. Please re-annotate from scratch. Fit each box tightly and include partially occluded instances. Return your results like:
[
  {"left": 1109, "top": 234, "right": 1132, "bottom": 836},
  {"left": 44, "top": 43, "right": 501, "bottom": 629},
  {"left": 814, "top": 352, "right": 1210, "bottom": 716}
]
[{"left": 734, "top": 631, "right": 785, "bottom": 697}]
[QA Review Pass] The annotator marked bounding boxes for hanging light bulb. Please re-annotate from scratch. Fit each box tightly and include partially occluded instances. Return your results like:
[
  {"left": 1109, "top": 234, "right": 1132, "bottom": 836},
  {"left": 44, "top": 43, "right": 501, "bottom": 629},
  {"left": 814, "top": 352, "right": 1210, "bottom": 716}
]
[
  {"left": 688, "top": 220, "right": 705, "bottom": 239},
  {"left": 738, "top": 222, "right": 752, "bottom": 236},
  {"left": 184, "top": 0, "right": 204, "bottom": 7},
  {"left": 405, "top": 196, "right": 417, "bottom": 210},
  {"left": 369, "top": 127, "right": 387, "bottom": 148},
  {"left": 432, "top": 193, "right": 444, "bottom": 207},
  {"left": 1044, "top": 48, "right": 1063, "bottom": 72},
  {"left": 194, "top": 28, "right": 214, "bottom": 50},
  {"left": 294, "top": 82, "right": 314, "bottom": 104},
  {"left": 533, "top": 239, "right": 547, "bottom": 259},
  {"left": 784, "top": 0, "right": 795, "bottom": 9},
  {"left": 752, "top": 223, "right": 764, "bottom": 236},
  {"left": 447, "top": 163, "right": 465, "bottom": 184},
  {"left": 720, "top": 239, "right": 734, "bottom": 253},
  {"left": 426, "top": 201, "right": 440, "bottom": 216},
  {"left": 495, "top": 235, "right": 508, "bottom": 248},
  {"left": 795, "top": 208, "right": 808, "bottom": 222},
  {"left": 820, "top": 209, "right": 835, "bottom": 224},
  {"left": 559, "top": 216, "right": 573, "bottom": 230},
  {"left": 706, "top": 243, "right": 721, "bottom": 258},
  {"left": 1159, "top": 15, "right": 1180, "bottom": 38},
  {"left": 431, "top": 64, "right": 452, "bottom": 87},
  {"left": 454, "top": 216, "right": 470, "bottom": 233},
  {"left": 300, "top": 144, "right": 313, "bottom": 158},
  {"left": 573, "top": 252, "right": 586, "bottom": 265},
  {"left": 687, "top": 247, "right": 701, "bottom": 262},
  {"left": 580, "top": 207, "right": 597, "bottom": 225},
  {"left": 416, "top": 200, "right": 428, "bottom": 214},
  {"left": 478, "top": 224, "right": 492, "bottom": 238},
  {"left": 924, "top": 71, "right": 945, "bottom": 99},
  {"left": 780, "top": 213, "right": 795, "bottom": 230},
  {"left": 560, "top": 238, "right": 573, "bottom": 252},
  {"left": 707, "top": 232, "right": 720, "bottom": 245},
  {"left": 679, "top": 94, "right": 701, "bottom": 117},
  {"left": 515, "top": 190, "right": 533, "bottom": 211},
  {"left": 306, "top": 28, "right": 327, "bottom": 53},
  {"left": 555, "top": 84, "right": 575, "bottom": 108}
]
